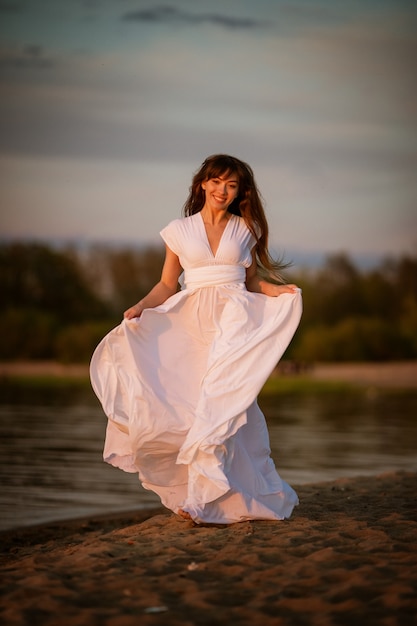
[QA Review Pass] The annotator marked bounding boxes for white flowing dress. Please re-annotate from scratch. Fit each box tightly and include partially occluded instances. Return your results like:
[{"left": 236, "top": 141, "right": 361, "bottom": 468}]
[{"left": 90, "top": 212, "right": 303, "bottom": 524}]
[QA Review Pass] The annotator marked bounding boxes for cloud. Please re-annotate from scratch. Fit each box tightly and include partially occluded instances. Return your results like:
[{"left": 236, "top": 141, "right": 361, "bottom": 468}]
[
  {"left": 0, "top": 13, "right": 414, "bottom": 176},
  {"left": 122, "top": 5, "right": 265, "bottom": 30}
]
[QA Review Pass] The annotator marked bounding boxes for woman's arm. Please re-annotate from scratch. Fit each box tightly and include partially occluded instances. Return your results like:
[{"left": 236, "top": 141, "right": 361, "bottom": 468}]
[
  {"left": 245, "top": 252, "right": 299, "bottom": 297},
  {"left": 124, "top": 245, "right": 182, "bottom": 319}
]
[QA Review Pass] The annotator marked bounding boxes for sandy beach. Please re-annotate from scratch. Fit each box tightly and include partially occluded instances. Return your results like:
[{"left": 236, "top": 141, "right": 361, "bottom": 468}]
[{"left": 1, "top": 471, "right": 416, "bottom": 626}]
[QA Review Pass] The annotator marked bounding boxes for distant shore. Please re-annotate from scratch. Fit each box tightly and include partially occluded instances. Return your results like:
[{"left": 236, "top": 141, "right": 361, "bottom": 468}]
[
  {"left": 309, "top": 360, "right": 417, "bottom": 389},
  {"left": 1, "top": 471, "right": 416, "bottom": 626},
  {"left": 1, "top": 360, "right": 416, "bottom": 390}
]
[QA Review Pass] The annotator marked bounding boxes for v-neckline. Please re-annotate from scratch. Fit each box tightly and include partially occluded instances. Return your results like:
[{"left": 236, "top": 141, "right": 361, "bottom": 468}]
[{"left": 199, "top": 212, "right": 234, "bottom": 258}]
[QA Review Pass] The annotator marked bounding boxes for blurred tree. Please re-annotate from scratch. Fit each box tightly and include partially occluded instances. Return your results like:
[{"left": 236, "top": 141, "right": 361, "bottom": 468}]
[
  {"left": 293, "top": 317, "right": 411, "bottom": 362},
  {"left": 0, "top": 308, "right": 57, "bottom": 359},
  {"left": 0, "top": 243, "right": 108, "bottom": 322},
  {"left": 394, "top": 256, "right": 417, "bottom": 299},
  {"left": 1, "top": 242, "right": 416, "bottom": 362},
  {"left": 298, "top": 253, "right": 365, "bottom": 327},
  {"left": 56, "top": 321, "right": 117, "bottom": 363},
  {"left": 82, "top": 245, "right": 165, "bottom": 314},
  {"left": 361, "top": 268, "right": 395, "bottom": 320},
  {"left": 290, "top": 251, "right": 417, "bottom": 362}
]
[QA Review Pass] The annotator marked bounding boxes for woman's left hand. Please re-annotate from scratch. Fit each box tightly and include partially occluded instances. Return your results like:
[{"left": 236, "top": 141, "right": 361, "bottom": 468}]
[{"left": 269, "top": 283, "right": 299, "bottom": 297}]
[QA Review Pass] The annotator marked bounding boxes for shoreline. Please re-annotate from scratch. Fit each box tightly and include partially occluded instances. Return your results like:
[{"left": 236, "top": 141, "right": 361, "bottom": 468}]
[
  {"left": 1, "top": 359, "right": 417, "bottom": 390},
  {"left": 0, "top": 470, "right": 413, "bottom": 543},
  {"left": 1, "top": 472, "right": 416, "bottom": 625}
]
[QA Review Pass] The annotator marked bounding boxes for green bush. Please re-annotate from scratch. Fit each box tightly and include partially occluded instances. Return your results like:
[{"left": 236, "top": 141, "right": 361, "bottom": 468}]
[
  {"left": 0, "top": 308, "right": 58, "bottom": 359},
  {"left": 293, "top": 317, "right": 414, "bottom": 362},
  {"left": 55, "top": 321, "right": 117, "bottom": 363}
]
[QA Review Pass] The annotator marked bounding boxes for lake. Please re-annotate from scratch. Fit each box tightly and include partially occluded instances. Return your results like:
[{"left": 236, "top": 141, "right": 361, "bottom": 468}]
[{"left": 1, "top": 383, "right": 416, "bottom": 531}]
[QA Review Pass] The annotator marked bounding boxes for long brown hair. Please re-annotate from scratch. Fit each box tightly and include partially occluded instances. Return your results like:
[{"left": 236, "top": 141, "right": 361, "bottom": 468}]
[{"left": 183, "top": 154, "right": 287, "bottom": 280}]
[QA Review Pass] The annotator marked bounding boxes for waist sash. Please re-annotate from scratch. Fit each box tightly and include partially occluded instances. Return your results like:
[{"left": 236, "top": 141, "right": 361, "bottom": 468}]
[{"left": 182, "top": 265, "right": 246, "bottom": 290}]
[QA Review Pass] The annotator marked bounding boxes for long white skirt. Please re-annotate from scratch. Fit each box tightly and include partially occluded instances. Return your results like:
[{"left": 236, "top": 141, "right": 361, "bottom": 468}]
[{"left": 90, "top": 281, "right": 302, "bottom": 524}]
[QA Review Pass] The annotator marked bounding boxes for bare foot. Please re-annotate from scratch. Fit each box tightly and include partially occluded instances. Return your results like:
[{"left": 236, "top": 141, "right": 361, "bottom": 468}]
[{"left": 178, "top": 509, "right": 193, "bottom": 521}]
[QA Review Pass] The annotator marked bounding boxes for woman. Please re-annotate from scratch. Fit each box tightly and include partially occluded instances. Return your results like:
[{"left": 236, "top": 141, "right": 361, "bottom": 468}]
[{"left": 90, "top": 154, "right": 302, "bottom": 524}]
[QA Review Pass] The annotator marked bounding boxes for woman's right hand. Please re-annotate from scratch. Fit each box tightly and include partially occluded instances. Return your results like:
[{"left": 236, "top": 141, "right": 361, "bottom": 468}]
[{"left": 123, "top": 303, "right": 143, "bottom": 320}]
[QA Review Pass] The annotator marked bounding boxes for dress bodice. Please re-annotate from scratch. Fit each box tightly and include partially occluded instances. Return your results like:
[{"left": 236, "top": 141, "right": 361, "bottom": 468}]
[{"left": 160, "top": 213, "right": 256, "bottom": 271}]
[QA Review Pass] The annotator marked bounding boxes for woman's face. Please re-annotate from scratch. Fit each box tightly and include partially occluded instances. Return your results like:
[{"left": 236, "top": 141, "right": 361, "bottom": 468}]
[{"left": 201, "top": 173, "right": 239, "bottom": 212}]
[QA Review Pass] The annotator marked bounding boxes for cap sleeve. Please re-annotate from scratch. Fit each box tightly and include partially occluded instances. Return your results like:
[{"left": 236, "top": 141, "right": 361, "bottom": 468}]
[{"left": 160, "top": 220, "right": 181, "bottom": 256}]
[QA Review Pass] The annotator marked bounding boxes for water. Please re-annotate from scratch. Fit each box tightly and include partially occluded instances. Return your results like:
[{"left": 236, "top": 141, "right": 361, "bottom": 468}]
[{"left": 1, "top": 383, "right": 416, "bottom": 531}]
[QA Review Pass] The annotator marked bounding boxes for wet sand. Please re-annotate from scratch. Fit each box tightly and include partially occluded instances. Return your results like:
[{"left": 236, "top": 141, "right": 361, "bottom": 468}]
[{"left": 1, "top": 472, "right": 416, "bottom": 626}]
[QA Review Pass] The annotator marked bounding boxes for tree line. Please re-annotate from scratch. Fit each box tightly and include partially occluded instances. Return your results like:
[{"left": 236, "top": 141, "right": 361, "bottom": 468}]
[{"left": 1, "top": 242, "right": 416, "bottom": 363}]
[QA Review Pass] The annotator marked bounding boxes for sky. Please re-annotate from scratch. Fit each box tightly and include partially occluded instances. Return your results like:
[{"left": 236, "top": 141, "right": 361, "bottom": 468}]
[{"left": 0, "top": 0, "right": 416, "bottom": 266}]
